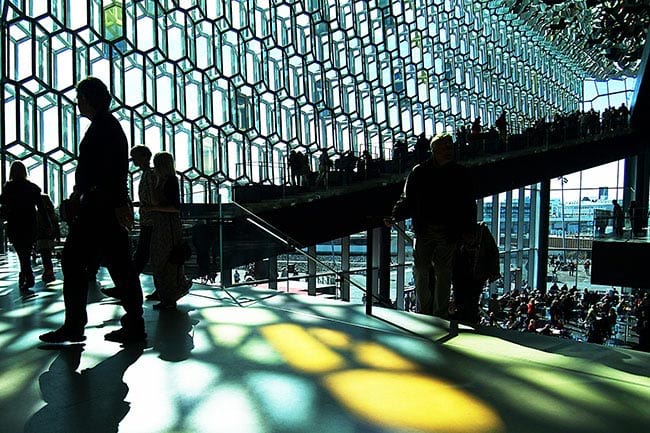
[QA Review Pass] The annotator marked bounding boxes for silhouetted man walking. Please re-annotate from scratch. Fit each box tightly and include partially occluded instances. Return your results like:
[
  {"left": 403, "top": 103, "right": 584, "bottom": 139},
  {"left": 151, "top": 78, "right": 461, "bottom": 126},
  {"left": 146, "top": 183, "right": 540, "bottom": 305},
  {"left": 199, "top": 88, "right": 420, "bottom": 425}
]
[
  {"left": 40, "top": 77, "right": 145, "bottom": 344},
  {"left": 387, "top": 133, "right": 476, "bottom": 318}
]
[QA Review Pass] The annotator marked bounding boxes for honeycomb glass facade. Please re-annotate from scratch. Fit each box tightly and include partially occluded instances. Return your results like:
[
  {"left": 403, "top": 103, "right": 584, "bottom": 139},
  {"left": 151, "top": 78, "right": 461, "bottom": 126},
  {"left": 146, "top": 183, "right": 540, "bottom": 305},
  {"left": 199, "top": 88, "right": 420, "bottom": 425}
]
[{"left": 1, "top": 0, "right": 584, "bottom": 203}]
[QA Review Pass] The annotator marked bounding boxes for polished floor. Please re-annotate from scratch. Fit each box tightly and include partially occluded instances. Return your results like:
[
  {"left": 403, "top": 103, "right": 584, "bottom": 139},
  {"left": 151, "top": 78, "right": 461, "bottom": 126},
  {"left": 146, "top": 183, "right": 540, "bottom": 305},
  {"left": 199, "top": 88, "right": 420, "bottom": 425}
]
[{"left": 1, "top": 252, "right": 649, "bottom": 433}]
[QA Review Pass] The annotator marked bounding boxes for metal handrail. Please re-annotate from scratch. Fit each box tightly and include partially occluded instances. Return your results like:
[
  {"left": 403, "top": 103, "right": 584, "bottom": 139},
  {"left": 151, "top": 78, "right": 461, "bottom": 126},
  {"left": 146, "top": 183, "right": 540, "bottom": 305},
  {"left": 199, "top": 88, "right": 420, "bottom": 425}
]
[{"left": 230, "top": 200, "right": 394, "bottom": 309}]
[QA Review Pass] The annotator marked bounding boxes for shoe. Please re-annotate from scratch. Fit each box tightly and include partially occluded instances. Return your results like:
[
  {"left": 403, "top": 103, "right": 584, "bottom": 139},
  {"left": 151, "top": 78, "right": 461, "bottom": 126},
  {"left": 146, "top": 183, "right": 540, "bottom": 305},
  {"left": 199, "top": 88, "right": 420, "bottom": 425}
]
[
  {"left": 152, "top": 301, "right": 176, "bottom": 310},
  {"left": 145, "top": 291, "right": 160, "bottom": 301},
  {"left": 19, "top": 273, "right": 35, "bottom": 290},
  {"left": 104, "top": 328, "right": 147, "bottom": 344},
  {"left": 41, "top": 271, "right": 56, "bottom": 284},
  {"left": 39, "top": 328, "right": 86, "bottom": 343},
  {"left": 20, "top": 288, "right": 36, "bottom": 298},
  {"left": 101, "top": 287, "right": 125, "bottom": 300}
]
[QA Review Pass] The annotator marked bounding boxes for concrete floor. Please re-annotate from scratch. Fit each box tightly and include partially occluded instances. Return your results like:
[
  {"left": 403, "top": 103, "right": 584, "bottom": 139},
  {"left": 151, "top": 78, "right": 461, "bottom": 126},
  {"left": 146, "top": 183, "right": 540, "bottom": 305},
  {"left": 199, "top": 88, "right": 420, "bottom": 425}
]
[{"left": 1, "top": 252, "right": 650, "bottom": 433}]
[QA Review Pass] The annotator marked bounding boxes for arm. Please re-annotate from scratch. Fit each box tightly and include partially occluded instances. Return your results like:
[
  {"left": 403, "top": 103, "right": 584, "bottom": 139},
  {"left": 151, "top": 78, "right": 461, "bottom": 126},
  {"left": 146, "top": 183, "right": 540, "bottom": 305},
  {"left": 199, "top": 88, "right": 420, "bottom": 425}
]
[
  {"left": 107, "top": 117, "right": 133, "bottom": 229},
  {"left": 391, "top": 169, "right": 417, "bottom": 221}
]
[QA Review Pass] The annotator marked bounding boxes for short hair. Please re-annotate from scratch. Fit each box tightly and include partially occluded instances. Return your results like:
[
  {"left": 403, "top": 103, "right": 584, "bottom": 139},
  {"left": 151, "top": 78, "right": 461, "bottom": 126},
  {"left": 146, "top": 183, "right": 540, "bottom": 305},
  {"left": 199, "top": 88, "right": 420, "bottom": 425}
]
[
  {"left": 76, "top": 77, "right": 111, "bottom": 111},
  {"left": 429, "top": 133, "right": 453, "bottom": 149},
  {"left": 153, "top": 151, "right": 176, "bottom": 178},
  {"left": 8, "top": 161, "right": 28, "bottom": 181},
  {"left": 130, "top": 145, "right": 152, "bottom": 159}
]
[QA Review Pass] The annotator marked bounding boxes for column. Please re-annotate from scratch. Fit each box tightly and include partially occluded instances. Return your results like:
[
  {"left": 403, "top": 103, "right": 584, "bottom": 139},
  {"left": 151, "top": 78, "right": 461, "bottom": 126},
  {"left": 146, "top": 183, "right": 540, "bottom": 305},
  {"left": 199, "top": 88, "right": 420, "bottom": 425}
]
[{"left": 536, "top": 179, "right": 550, "bottom": 292}]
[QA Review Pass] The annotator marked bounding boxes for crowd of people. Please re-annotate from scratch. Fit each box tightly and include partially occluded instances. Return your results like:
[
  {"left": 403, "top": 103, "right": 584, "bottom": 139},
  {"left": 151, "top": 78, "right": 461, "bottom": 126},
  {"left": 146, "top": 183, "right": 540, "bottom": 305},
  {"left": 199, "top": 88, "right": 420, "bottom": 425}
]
[
  {"left": 281, "top": 104, "right": 632, "bottom": 195},
  {"left": 289, "top": 148, "right": 376, "bottom": 189},
  {"left": 0, "top": 77, "right": 192, "bottom": 344},
  {"left": 378, "top": 104, "right": 645, "bottom": 351},
  {"left": 481, "top": 282, "right": 650, "bottom": 350},
  {"left": 0, "top": 79, "right": 641, "bottom": 348},
  {"left": 456, "top": 104, "right": 630, "bottom": 158}
]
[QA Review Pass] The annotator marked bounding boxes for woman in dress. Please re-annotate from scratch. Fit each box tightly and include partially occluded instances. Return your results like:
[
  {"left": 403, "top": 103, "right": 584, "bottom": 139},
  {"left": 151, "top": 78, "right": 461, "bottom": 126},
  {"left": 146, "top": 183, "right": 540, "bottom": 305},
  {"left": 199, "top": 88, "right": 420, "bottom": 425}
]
[{"left": 146, "top": 152, "right": 191, "bottom": 310}]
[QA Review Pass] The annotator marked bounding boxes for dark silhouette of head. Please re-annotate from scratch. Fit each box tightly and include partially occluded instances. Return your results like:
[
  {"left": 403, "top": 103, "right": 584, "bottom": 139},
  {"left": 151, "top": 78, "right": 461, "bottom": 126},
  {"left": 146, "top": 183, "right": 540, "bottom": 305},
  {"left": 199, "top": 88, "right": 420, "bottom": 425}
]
[
  {"left": 8, "top": 160, "right": 28, "bottom": 181},
  {"left": 76, "top": 77, "right": 112, "bottom": 113}
]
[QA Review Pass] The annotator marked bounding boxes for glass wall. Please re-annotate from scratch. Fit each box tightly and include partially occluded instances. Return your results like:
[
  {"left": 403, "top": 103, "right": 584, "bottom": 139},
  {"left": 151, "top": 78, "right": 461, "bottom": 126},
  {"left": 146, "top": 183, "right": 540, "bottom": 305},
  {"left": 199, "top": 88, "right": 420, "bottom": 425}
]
[
  {"left": 542, "top": 76, "right": 639, "bottom": 291},
  {"left": 1, "top": 0, "right": 583, "bottom": 204},
  {"left": 582, "top": 77, "right": 637, "bottom": 112},
  {"left": 481, "top": 184, "right": 540, "bottom": 293},
  {"left": 548, "top": 160, "right": 627, "bottom": 290}
]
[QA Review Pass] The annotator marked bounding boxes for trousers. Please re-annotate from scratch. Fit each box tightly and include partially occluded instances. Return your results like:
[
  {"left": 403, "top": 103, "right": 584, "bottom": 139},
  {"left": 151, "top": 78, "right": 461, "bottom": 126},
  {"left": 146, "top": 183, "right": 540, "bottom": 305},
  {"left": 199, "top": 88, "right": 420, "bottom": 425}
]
[
  {"left": 413, "top": 225, "right": 457, "bottom": 318},
  {"left": 62, "top": 201, "right": 143, "bottom": 333}
]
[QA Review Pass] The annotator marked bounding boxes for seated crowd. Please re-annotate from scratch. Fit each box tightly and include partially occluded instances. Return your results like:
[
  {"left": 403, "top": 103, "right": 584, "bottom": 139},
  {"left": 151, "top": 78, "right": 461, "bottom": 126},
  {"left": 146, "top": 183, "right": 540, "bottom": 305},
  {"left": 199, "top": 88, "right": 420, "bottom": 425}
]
[{"left": 482, "top": 282, "right": 650, "bottom": 350}]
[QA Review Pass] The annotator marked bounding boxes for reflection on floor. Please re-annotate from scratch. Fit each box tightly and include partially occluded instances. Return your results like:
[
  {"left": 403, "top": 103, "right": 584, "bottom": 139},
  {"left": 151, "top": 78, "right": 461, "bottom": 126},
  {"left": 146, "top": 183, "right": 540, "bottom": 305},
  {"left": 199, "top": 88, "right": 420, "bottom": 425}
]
[{"left": 1, "top": 251, "right": 649, "bottom": 433}]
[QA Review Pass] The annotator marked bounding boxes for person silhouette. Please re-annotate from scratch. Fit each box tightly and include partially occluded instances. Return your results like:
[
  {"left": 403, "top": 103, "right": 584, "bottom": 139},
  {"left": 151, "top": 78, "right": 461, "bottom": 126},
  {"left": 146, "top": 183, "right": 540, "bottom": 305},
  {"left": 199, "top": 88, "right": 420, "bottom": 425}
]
[
  {"left": 612, "top": 199, "right": 624, "bottom": 237},
  {"left": 387, "top": 133, "right": 476, "bottom": 318},
  {"left": 0, "top": 161, "right": 44, "bottom": 296},
  {"left": 131, "top": 145, "right": 156, "bottom": 275},
  {"left": 415, "top": 132, "right": 430, "bottom": 163},
  {"left": 315, "top": 150, "right": 331, "bottom": 188},
  {"left": 25, "top": 345, "right": 143, "bottom": 433},
  {"left": 39, "top": 77, "right": 145, "bottom": 344},
  {"left": 144, "top": 151, "right": 191, "bottom": 310}
]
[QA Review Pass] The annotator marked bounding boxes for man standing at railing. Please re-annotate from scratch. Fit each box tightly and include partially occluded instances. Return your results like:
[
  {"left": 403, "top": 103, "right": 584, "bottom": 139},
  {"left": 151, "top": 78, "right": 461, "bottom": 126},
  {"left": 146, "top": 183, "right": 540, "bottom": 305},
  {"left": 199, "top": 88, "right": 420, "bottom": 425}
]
[
  {"left": 612, "top": 199, "right": 624, "bottom": 237},
  {"left": 386, "top": 133, "right": 476, "bottom": 319},
  {"left": 315, "top": 149, "right": 331, "bottom": 189},
  {"left": 289, "top": 150, "right": 301, "bottom": 186}
]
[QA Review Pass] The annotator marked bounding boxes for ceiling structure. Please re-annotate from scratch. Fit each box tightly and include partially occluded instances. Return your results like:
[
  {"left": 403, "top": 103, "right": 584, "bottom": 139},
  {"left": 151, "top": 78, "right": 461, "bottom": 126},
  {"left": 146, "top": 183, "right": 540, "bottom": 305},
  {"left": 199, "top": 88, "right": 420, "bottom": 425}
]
[{"left": 493, "top": 0, "right": 650, "bottom": 79}]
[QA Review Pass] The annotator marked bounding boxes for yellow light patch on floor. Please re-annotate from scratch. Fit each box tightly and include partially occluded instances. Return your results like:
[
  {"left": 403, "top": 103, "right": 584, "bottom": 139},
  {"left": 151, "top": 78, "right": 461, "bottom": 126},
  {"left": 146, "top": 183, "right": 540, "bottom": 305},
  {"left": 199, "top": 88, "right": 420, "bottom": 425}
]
[
  {"left": 261, "top": 323, "right": 346, "bottom": 373},
  {"left": 324, "top": 369, "right": 505, "bottom": 433},
  {"left": 309, "top": 327, "right": 352, "bottom": 349},
  {"left": 352, "top": 341, "right": 418, "bottom": 370}
]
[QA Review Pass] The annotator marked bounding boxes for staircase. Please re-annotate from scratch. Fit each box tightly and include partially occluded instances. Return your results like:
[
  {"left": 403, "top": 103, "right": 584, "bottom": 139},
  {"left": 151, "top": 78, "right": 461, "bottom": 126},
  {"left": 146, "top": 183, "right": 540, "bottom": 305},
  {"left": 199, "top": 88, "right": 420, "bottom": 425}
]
[{"left": 182, "top": 129, "right": 645, "bottom": 276}]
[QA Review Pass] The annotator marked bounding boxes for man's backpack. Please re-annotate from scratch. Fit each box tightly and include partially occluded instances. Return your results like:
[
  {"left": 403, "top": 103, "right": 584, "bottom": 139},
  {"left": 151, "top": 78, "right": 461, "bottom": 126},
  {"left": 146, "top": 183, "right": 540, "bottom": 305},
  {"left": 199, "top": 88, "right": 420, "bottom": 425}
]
[{"left": 471, "top": 222, "right": 501, "bottom": 284}]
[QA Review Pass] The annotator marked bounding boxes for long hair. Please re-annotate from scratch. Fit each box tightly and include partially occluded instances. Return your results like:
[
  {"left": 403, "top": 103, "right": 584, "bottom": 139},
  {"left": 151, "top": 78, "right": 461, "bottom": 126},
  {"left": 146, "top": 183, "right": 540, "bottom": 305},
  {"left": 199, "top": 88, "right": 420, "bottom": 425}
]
[
  {"left": 8, "top": 161, "right": 28, "bottom": 181},
  {"left": 153, "top": 152, "right": 176, "bottom": 186}
]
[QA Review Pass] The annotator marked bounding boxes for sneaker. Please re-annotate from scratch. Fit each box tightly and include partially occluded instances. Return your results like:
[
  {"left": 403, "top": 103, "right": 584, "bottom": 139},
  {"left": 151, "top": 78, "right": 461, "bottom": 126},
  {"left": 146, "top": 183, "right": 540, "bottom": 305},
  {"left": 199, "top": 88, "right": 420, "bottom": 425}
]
[
  {"left": 20, "top": 288, "right": 36, "bottom": 298},
  {"left": 104, "top": 328, "right": 147, "bottom": 344},
  {"left": 39, "top": 328, "right": 86, "bottom": 343},
  {"left": 101, "top": 287, "right": 125, "bottom": 300},
  {"left": 19, "top": 273, "right": 35, "bottom": 291}
]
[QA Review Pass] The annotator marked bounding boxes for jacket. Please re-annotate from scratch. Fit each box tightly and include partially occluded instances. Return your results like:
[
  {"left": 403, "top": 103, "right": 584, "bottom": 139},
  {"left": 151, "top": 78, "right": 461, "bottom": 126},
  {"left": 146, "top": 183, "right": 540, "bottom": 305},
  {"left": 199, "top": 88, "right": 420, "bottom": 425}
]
[{"left": 392, "top": 158, "right": 476, "bottom": 237}]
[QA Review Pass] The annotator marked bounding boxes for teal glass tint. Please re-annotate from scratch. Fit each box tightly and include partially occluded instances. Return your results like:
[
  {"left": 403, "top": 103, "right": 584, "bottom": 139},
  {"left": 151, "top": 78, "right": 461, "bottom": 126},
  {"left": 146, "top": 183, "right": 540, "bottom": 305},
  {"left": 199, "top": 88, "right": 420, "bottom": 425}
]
[{"left": 1, "top": 0, "right": 629, "bottom": 203}]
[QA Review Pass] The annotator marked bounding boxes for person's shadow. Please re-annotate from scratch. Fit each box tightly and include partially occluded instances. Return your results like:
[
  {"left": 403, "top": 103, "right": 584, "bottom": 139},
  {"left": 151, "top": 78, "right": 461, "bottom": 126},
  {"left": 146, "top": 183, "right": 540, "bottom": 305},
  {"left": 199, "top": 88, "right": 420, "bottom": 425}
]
[{"left": 25, "top": 344, "right": 143, "bottom": 433}]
